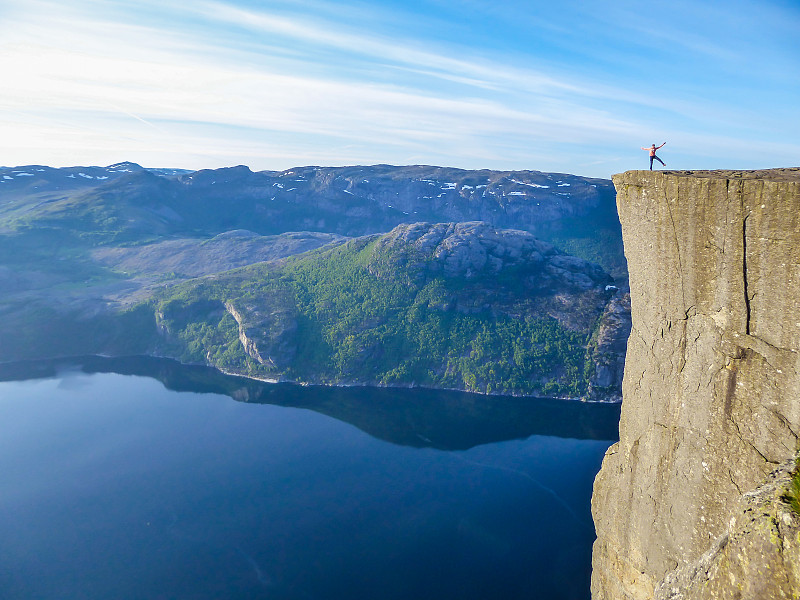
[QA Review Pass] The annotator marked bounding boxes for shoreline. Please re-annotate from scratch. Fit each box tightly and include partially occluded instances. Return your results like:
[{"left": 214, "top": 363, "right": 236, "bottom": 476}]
[{"left": 0, "top": 352, "right": 620, "bottom": 403}]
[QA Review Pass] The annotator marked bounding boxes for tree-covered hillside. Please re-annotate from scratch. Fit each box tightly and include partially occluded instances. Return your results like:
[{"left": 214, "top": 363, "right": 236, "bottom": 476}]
[{"left": 155, "top": 222, "right": 615, "bottom": 398}]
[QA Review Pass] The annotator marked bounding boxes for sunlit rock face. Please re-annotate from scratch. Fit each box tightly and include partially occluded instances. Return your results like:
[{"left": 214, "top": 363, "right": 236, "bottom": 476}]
[{"left": 591, "top": 169, "right": 800, "bottom": 600}]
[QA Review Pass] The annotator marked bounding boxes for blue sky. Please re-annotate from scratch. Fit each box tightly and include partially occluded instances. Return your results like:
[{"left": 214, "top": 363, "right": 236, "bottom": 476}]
[{"left": 1, "top": 0, "right": 798, "bottom": 177}]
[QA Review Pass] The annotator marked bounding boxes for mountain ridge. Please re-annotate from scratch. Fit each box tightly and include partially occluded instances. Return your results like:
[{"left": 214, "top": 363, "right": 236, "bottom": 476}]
[
  {"left": 0, "top": 162, "right": 629, "bottom": 400},
  {"left": 0, "top": 162, "right": 624, "bottom": 275}
]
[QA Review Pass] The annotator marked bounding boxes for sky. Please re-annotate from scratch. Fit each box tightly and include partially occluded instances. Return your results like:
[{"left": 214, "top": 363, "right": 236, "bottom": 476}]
[{"left": 1, "top": 0, "right": 798, "bottom": 178}]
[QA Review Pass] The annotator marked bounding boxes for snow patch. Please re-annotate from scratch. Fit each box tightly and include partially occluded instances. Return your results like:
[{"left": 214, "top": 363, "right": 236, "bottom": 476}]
[
  {"left": 78, "top": 173, "right": 94, "bottom": 179},
  {"left": 511, "top": 179, "right": 549, "bottom": 189}
]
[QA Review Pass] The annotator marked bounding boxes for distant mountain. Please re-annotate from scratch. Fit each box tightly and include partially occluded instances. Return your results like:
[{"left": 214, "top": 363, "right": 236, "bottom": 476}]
[
  {"left": 0, "top": 162, "right": 625, "bottom": 278},
  {"left": 0, "top": 162, "right": 629, "bottom": 400},
  {"left": 0, "top": 162, "right": 188, "bottom": 202}
]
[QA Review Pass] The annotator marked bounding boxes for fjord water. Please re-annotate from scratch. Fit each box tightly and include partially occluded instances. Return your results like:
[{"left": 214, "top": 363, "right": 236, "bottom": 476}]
[{"left": 0, "top": 357, "right": 618, "bottom": 600}]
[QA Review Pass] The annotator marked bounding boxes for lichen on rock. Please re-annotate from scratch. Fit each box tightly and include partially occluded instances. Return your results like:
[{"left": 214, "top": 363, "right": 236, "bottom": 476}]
[{"left": 653, "top": 456, "right": 800, "bottom": 600}]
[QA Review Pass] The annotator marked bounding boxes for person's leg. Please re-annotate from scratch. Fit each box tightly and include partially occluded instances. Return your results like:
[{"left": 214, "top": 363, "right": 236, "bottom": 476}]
[
  {"left": 654, "top": 155, "right": 666, "bottom": 166},
  {"left": 650, "top": 156, "right": 654, "bottom": 170}
]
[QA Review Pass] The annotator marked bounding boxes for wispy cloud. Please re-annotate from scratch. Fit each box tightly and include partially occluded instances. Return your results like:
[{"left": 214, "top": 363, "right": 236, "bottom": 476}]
[
  {"left": 0, "top": 0, "right": 797, "bottom": 176},
  {"left": 193, "top": 0, "right": 589, "bottom": 97}
]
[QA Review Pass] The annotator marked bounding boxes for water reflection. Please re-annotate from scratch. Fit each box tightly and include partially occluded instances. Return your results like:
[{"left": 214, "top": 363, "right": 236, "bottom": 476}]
[
  {"left": 0, "top": 355, "right": 616, "bottom": 600},
  {"left": 0, "top": 355, "right": 619, "bottom": 448}
]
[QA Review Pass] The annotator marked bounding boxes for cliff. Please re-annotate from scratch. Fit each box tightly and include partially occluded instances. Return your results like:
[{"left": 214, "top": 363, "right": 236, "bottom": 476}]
[{"left": 591, "top": 169, "right": 800, "bottom": 599}]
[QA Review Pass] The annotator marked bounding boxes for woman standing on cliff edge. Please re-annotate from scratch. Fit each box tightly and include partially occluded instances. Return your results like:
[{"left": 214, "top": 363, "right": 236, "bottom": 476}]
[{"left": 642, "top": 142, "right": 667, "bottom": 169}]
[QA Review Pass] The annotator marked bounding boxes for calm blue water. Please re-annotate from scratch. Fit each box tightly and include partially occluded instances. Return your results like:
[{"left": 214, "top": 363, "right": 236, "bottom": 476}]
[{"left": 0, "top": 357, "right": 618, "bottom": 600}]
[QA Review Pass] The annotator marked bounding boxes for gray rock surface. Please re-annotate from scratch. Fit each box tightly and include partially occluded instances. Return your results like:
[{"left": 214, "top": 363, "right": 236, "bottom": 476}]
[
  {"left": 587, "top": 292, "right": 631, "bottom": 401},
  {"left": 591, "top": 169, "right": 800, "bottom": 599},
  {"left": 370, "top": 221, "right": 609, "bottom": 290},
  {"left": 225, "top": 298, "right": 298, "bottom": 370},
  {"left": 654, "top": 458, "right": 800, "bottom": 600},
  {"left": 365, "top": 222, "right": 618, "bottom": 344}
]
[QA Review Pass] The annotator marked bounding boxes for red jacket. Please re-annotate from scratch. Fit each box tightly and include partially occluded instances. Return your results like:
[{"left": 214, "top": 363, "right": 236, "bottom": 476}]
[{"left": 642, "top": 143, "right": 665, "bottom": 157}]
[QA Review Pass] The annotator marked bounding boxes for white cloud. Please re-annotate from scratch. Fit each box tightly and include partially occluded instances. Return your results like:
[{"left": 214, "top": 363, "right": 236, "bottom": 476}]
[
  {"left": 0, "top": 0, "right": 797, "bottom": 176},
  {"left": 0, "top": 2, "right": 635, "bottom": 168}
]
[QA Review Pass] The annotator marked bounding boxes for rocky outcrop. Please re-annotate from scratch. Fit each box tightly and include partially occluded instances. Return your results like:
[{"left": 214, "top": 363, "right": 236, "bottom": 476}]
[
  {"left": 587, "top": 292, "right": 631, "bottom": 402},
  {"left": 654, "top": 458, "right": 800, "bottom": 600},
  {"left": 368, "top": 221, "right": 609, "bottom": 288},
  {"left": 224, "top": 297, "right": 298, "bottom": 370},
  {"left": 591, "top": 169, "right": 800, "bottom": 599},
  {"left": 366, "top": 221, "right": 615, "bottom": 333}
]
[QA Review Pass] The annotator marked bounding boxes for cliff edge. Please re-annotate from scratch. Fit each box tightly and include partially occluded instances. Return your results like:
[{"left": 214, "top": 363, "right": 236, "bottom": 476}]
[{"left": 591, "top": 169, "right": 800, "bottom": 599}]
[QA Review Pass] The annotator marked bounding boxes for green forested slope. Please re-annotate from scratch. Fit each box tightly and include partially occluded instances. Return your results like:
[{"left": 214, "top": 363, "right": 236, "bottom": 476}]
[{"left": 155, "top": 223, "right": 613, "bottom": 397}]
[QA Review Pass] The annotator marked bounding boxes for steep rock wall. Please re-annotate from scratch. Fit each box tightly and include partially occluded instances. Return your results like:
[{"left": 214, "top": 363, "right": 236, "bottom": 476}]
[{"left": 591, "top": 169, "right": 800, "bottom": 599}]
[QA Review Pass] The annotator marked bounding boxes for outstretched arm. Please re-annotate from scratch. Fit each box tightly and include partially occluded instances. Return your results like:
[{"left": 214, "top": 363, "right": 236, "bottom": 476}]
[{"left": 656, "top": 142, "right": 666, "bottom": 149}]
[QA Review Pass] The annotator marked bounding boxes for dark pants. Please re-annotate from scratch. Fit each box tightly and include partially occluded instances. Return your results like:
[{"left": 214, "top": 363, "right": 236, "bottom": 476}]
[{"left": 650, "top": 154, "right": 665, "bottom": 169}]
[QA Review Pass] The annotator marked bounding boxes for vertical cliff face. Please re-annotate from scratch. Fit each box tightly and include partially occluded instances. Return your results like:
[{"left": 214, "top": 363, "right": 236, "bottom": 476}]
[{"left": 591, "top": 169, "right": 800, "bottom": 599}]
